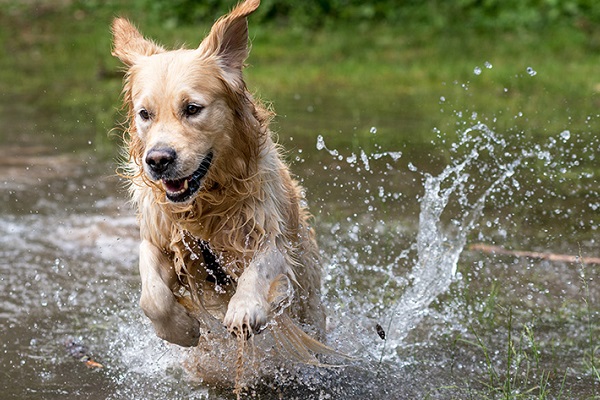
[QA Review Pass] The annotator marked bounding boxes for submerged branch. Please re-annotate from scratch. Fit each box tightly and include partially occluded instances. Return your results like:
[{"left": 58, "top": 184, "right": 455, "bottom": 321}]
[{"left": 469, "top": 243, "right": 600, "bottom": 265}]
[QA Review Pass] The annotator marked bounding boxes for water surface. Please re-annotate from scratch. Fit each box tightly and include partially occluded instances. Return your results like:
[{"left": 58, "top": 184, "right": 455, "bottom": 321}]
[{"left": 1, "top": 68, "right": 599, "bottom": 398}]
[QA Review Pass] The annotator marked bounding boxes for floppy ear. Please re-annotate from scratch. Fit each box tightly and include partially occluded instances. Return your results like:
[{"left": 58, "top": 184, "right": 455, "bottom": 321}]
[
  {"left": 198, "top": 0, "right": 260, "bottom": 77},
  {"left": 111, "top": 18, "right": 164, "bottom": 67}
]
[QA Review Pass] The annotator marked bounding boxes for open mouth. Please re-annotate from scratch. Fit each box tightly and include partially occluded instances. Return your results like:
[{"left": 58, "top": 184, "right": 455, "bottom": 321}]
[{"left": 161, "top": 151, "right": 213, "bottom": 203}]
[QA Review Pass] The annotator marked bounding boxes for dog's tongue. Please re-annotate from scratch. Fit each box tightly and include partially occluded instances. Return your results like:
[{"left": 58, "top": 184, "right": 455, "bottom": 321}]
[{"left": 162, "top": 178, "right": 188, "bottom": 194}]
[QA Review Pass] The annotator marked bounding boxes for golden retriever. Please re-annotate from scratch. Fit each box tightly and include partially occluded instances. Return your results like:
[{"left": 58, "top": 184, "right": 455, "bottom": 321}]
[{"left": 111, "top": 0, "right": 329, "bottom": 361}]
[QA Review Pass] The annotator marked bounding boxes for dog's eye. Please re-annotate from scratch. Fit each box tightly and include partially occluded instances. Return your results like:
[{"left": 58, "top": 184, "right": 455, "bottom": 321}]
[
  {"left": 139, "top": 109, "right": 150, "bottom": 121},
  {"left": 184, "top": 104, "right": 203, "bottom": 117}
]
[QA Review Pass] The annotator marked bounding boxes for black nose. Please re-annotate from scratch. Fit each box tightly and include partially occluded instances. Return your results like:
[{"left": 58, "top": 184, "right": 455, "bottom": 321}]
[{"left": 145, "top": 147, "right": 176, "bottom": 175}]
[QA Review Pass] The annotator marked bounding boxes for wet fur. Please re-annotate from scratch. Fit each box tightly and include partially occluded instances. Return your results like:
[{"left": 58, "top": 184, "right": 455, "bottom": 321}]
[{"left": 111, "top": 0, "right": 326, "bottom": 354}]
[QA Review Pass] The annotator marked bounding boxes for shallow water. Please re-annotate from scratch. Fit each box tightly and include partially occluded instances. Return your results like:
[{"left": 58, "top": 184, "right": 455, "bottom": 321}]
[{"left": 1, "top": 80, "right": 600, "bottom": 398}]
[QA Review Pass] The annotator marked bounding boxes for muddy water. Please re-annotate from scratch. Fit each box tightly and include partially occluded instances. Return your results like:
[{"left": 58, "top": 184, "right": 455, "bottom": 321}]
[{"left": 1, "top": 88, "right": 599, "bottom": 399}]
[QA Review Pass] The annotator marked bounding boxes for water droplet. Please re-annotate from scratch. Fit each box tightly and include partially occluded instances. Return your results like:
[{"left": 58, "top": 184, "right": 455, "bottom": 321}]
[
  {"left": 559, "top": 130, "right": 571, "bottom": 141},
  {"left": 484, "top": 61, "right": 493, "bottom": 69},
  {"left": 526, "top": 67, "right": 537, "bottom": 76},
  {"left": 316, "top": 134, "right": 339, "bottom": 157},
  {"left": 369, "top": 126, "right": 377, "bottom": 134},
  {"left": 360, "top": 150, "right": 370, "bottom": 171},
  {"left": 408, "top": 162, "right": 417, "bottom": 172},
  {"left": 474, "top": 66, "right": 482, "bottom": 75},
  {"left": 316, "top": 135, "right": 325, "bottom": 150},
  {"left": 387, "top": 151, "right": 402, "bottom": 161}
]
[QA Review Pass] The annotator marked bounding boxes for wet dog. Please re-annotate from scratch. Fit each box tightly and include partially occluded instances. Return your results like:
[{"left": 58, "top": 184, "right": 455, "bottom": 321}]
[{"left": 111, "top": 0, "right": 327, "bottom": 356}]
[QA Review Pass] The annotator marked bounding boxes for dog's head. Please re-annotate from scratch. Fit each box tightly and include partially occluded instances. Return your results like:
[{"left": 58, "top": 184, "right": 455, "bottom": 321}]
[{"left": 112, "top": 0, "right": 260, "bottom": 203}]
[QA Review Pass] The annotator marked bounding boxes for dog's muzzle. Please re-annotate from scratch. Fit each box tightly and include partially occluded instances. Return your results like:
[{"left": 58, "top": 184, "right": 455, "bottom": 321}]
[{"left": 145, "top": 148, "right": 213, "bottom": 203}]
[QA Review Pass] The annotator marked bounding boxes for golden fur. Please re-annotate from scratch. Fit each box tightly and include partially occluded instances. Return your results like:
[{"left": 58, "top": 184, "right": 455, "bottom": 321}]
[{"left": 111, "top": 0, "right": 326, "bottom": 357}]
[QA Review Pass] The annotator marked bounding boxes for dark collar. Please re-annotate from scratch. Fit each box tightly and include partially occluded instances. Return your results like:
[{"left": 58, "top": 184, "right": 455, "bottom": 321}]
[{"left": 198, "top": 240, "right": 230, "bottom": 286}]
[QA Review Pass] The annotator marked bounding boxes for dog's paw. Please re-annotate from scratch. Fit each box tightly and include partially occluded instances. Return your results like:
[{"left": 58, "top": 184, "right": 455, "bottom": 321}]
[
  {"left": 223, "top": 293, "right": 269, "bottom": 338},
  {"left": 154, "top": 304, "right": 201, "bottom": 347},
  {"left": 140, "top": 293, "right": 200, "bottom": 347}
]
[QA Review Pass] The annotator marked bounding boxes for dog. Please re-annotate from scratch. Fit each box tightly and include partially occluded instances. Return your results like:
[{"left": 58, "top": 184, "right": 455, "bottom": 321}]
[{"left": 111, "top": 0, "right": 328, "bottom": 359}]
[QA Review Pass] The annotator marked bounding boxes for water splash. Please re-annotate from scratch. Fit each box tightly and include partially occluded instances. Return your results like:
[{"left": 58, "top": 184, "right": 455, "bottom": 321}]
[
  {"left": 317, "top": 134, "right": 402, "bottom": 169},
  {"left": 316, "top": 123, "right": 527, "bottom": 362},
  {"left": 316, "top": 134, "right": 340, "bottom": 159},
  {"left": 383, "top": 124, "right": 521, "bottom": 348}
]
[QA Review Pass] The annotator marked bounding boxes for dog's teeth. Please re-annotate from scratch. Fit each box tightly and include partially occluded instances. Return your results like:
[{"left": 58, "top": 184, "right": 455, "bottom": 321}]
[{"left": 183, "top": 179, "right": 189, "bottom": 191}]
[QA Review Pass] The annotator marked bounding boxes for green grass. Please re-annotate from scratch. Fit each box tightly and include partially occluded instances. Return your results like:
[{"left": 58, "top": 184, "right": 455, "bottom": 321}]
[
  {"left": 461, "top": 310, "right": 560, "bottom": 399},
  {"left": 440, "top": 247, "right": 600, "bottom": 400}
]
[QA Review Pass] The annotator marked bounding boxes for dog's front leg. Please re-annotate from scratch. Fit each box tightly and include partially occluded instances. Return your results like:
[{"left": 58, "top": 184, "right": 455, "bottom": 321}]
[
  {"left": 223, "top": 246, "right": 289, "bottom": 337},
  {"left": 138, "top": 240, "right": 200, "bottom": 347}
]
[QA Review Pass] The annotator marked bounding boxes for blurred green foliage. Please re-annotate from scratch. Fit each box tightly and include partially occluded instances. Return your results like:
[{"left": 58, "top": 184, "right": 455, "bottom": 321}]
[
  {"left": 2, "top": 0, "right": 599, "bottom": 162},
  {"left": 74, "top": 0, "right": 600, "bottom": 30}
]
